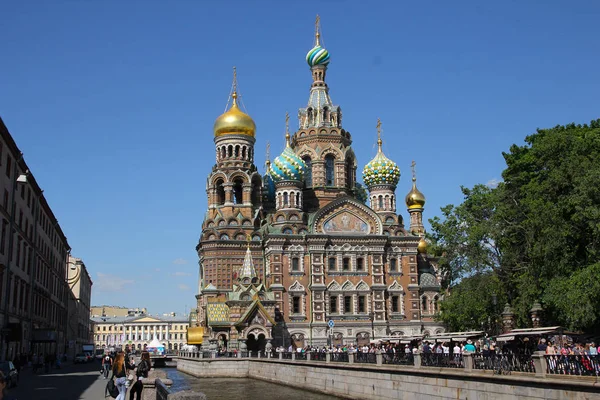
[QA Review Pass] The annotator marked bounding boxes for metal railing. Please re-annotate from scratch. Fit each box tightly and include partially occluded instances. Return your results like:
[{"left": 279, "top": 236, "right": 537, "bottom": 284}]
[
  {"left": 281, "top": 351, "right": 293, "bottom": 360},
  {"left": 355, "top": 352, "right": 377, "bottom": 364},
  {"left": 330, "top": 352, "right": 349, "bottom": 363},
  {"left": 546, "top": 355, "right": 600, "bottom": 376},
  {"left": 422, "top": 353, "right": 464, "bottom": 368},
  {"left": 473, "top": 353, "right": 535, "bottom": 374},
  {"left": 383, "top": 352, "right": 414, "bottom": 366},
  {"left": 310, "top": 351, "right": 327, "bottom": 361},
  {"left": 295, "top": 352, "right": 307, "bottom": 360}
]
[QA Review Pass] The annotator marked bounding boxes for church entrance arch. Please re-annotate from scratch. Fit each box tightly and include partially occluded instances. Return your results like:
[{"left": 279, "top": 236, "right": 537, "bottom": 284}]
[
  {"left": 356, "top": 332, "right": 370, "bottom": 346},
  {"left": 217, "top": 333, "right": 228, "bottom": 351},
  {"left": 244, "top": 326, "right": 269, "bottom": 353},
  {"left": 291, "top": 333, "right": 305, "bottom": 350}
]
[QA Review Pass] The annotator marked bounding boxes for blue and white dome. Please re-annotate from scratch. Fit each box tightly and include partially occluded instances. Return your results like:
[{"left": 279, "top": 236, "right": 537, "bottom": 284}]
[
  {"left": 269, "top": 141, "right": 306, "bottom": 182},
  {"left": 263, "top": 167, "right": 276, "bottom": 199}
]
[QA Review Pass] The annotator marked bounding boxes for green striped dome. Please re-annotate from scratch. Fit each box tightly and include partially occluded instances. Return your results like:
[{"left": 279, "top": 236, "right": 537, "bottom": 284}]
[
  {"left": 306, "top": 45, "right": 330, "bottom": 67},
  {"left": 362, "top": 151, "right": 400, "bottom": 188}
]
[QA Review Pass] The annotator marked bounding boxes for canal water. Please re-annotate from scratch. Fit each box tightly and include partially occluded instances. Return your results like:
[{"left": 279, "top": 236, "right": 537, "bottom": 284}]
[{"left": 166, "top": 368, "right": 344, "bottom": 400}]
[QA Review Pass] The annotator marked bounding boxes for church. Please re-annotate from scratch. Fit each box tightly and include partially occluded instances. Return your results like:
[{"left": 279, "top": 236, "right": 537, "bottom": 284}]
[{"left": 193, "top": 17, "right": 444, "bottom": 353}]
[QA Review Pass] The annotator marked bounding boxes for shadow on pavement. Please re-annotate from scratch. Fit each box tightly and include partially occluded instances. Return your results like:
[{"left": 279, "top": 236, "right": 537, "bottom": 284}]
[{"left": 7, "top": 359, "right": 106, "bottom": 400}]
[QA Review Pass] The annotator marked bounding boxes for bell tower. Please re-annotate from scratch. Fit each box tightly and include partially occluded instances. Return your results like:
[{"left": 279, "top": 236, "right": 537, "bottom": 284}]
[{"left": 292, "top": 16, "right": 357, "bottom": 210}]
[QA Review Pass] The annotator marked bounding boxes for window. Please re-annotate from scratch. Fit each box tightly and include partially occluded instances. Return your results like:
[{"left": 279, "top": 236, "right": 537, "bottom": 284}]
[
  {"left": 215, "top": 179, "right": 225, "bottom": 205},
  {"left": 233, "top": 178, "right": 244, "bottom": 204},
  {"left": 291, "top": 257, "right": 299, "bottom": 272},
  {"left": 283, "top": 192, "right": 289, "bottom": 207},
  {"left": 345, "top": 156, "right": 354, "bottom": 189},
  {"left": 303, "top": 156, "right": 312, "bottom": 187},
  {"left": 358, "top": 295, "right": 366, "bottom": 313},
  {"left": 421, "top": 297, "right": 428, "bottom": 312},
  {"left": 344, "top": 296, "right": 352, "bottom": 314},
  {"left": 6, "top": 155, "right": 11, "bottom": 178},
  {"left": 390, "top": 258, "right": 397, "bottom": 271},
  {"left": 328, "top": 257, "right": 336, "bottom": 271},
  {"left": 292, "top": 296, "right": 301, "bottom": 314},
  {"left": 329, "top": 296, "right": 338, "bottom": 313},
  {"left": 378, "top": 196, "right": 383, "bottom": 209},
  {"left": 3, "top": 190, "right": 8, "bottom": 210},
  {"left": 392, "top": 296, "right": 400, "bottom": 312},
  {"left": 342, "top": 257, "right": 350, "bottom": 271},
  {"left": 325, "top": 155, "right": 335, "bottom": 186},
  {"left": 0, "top": 220, "right": 6, "bottom": 255},
  {"left": 356, "top": 258, "right": 364, "bottom": 271}
]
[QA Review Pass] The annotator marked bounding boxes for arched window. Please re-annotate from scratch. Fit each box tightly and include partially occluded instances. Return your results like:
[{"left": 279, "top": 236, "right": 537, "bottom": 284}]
[
  {"left": 233, "top": 178, "right": 244, "bottom": 204},
  {"left": 378, "top": 196, "right": 383, "bottom": 210},
  {"left": 421, "top": 296, "right": 428, "bottom": 312},
  {"left": 234, "top": 145, "right": 240, "bottom": 158},
  {"left": 251, "top": 175, "right": 261, "bottom": 206},
  {"left": 215, "top": 179, "right": 225, "bottom": 205},
  {"left": 295, "top": 192, "right": 300, "bottom": 208},
  {"left": 303, "top": 156, "right": 312, "bottom": 187},
  {"left": 241, "top": 146, "right": 246, "bottom": 160},
  {"left": 325, "top": 155, "right": 335, "bottom": 186},
  {"left": 227, "top": 145, "right": 233, "bottom": 157},
  {"left": 283, "top": 192, "right": 289, "bottom": 207}
]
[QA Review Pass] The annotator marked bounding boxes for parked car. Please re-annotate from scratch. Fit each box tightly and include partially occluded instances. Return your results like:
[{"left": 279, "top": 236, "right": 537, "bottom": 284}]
[
  {"left": 74, "top": 354, "right": 88, "bottom": 364},
  {"left": 0, "top": 361, "right": 18, "bottom": 388}
]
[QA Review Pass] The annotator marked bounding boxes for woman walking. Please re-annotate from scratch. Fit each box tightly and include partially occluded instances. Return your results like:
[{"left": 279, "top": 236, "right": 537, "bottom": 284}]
[
  {"left": 111, "top": 352, "right": 128, "bottom": 400},
  {"left": 129, "top": 351, "right": 151, "bottom": 400}
]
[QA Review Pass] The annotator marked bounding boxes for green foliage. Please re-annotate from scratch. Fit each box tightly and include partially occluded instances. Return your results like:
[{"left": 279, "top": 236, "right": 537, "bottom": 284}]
[
  {"left": 354, "top": 182, "right": 368, "bottom": 205},
  {"left": 431, "top": 119, "right": 600, "bottom": 333}
]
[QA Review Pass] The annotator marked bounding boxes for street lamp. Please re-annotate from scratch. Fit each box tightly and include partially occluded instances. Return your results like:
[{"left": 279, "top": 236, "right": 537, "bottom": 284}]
[
  {"left": 0, "top": 161, "right": 28, "bottom": 361},
  {"left": 369, "top": 311, "right": 375, "bottom": 342}
]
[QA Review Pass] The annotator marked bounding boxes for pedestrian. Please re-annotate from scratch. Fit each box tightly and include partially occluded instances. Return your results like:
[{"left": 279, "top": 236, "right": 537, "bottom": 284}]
[
  {"left": 111, "top": 352, "right": 128, "bottom": 400},
  {"left": 102, "top": 354, "right": 112, "bottom": 379},
  {"left": 129, "top": 351, "right": 151, "bottom": 400}
]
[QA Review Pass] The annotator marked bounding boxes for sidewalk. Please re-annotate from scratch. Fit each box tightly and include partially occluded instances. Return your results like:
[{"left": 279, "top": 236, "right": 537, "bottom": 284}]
[{"left": 8, "top": 359, "right": 109, "bottom": 400}]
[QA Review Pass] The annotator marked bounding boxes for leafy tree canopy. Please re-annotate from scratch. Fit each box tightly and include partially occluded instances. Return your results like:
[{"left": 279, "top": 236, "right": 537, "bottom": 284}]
[{"left": 430, "top": 119, "right": 600, "bottom": 333}]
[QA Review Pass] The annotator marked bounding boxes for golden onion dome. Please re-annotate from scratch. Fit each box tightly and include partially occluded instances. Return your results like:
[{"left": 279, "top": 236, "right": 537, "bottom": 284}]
[
  {"left": 405, "top": 177, "right": 426, "bottom": 209},
  {"left": 417, "top": 237, "right": 428, "bottom": 254},
  {"left": 213, "top": 92, "right": 256, "bottom": 138}
]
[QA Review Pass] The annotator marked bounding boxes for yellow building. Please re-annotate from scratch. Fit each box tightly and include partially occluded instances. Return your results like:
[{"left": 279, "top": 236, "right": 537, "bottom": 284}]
[{"left": 91, "top": 314, "right": 189, "bottom": 353}]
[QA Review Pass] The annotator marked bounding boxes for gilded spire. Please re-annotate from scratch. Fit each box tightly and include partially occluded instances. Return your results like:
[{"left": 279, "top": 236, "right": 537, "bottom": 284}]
[
  {"left": 239, "top": 239, "right": 257, "bottom": 281},
  {"left": 231, "top": 66, "right": 238, "bottom": 106},
  {"left": 285, "top": 112, "right": 291, "bottom": 146},
  {"left": 315, "top": 14, "right": 321, "bottom": 46},
  {"left": 265, "top": 141, "right": 271, "bottom": 167},
  {"left": 376, "top": 118, "right": 382, "bottom": 151}
]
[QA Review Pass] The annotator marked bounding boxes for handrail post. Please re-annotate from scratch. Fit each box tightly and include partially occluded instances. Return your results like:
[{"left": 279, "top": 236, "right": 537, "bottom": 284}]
[
  {"left": 326, "top": 353, "right": 331, "bottom": 363},
  {"left": 414, "top": 351, "right": 421, "bottom": 369},
  {"left": 306, "top": 352, "right": 311, "bottom": 361},
  {"left": 463, "top": 352, "right": 473, "bottom": 372},
  {"left": 532, "top": 351, "right": 546, "bottom": 377},
  {"left": 348, "top": 352, "right": 354, "bottom": 364}
]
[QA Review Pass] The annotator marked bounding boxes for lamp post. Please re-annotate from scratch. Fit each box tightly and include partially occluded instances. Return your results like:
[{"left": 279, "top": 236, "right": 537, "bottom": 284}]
[
  {"left": 369, "top": 311, "right": 375, "bottom": 342},
  {"left": 0, "top": 159, "right": 27, "bottom": 362}
]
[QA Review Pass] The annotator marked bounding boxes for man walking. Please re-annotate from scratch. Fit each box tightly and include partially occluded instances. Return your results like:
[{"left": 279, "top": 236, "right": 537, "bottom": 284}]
[{"left": 102, "top": 354, "right": 112, "bottom": 379}]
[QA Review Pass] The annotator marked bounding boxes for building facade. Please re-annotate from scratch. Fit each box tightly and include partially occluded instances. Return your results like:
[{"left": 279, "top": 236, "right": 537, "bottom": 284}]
[
  {"left": 66, "top": 256, "right": 92, "bottom": 358},
  {"left": 91, "top": 314, "right": 189, "bottom": 353},
  {"left": 194, "top": 19, "right": 444, "bottom": 352},
  {"left": 90, "top": 306, "right": 147, "bottom": 318},
  {"left": 0, "top": 117, "right": 72, "bottom": 361}
]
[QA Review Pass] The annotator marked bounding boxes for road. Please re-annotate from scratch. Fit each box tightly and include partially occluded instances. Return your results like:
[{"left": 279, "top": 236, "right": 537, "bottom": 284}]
[{"left": 7, "top": 358, "right": 111, "bottom": 400}]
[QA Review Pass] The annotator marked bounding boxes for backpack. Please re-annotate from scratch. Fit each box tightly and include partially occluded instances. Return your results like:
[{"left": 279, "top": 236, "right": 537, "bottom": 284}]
[
  {"left": 137, "top": 360, "right": 149, "bottom": 378},
  {"left": 105, "top": 373, "right": 118, "bottom": 398}
]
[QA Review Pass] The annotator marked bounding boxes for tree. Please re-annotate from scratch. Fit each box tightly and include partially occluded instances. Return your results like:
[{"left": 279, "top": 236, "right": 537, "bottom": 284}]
[{"left": 431, "top": 119, "right": 600, "bottom": 332}]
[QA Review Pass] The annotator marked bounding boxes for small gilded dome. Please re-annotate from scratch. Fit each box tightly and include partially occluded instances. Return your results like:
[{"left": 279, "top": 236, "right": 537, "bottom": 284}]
[
  {"left": 269, "top": 137, "right": 306, "bottom": 182},
  {"left": 405, "top": 178, "right": 426, "bottom": 209},
  {"left": 306, "top": 45, "right": 330, "bottom": 67},
  {"left": 213, "top": 93, "right": 256, "bottom": 137},
  {"left": 417, "top": 237, "right": 428, "bottom": 254},
  {"left": 362, "top": 144, "right": 400, "bottom": 188}
]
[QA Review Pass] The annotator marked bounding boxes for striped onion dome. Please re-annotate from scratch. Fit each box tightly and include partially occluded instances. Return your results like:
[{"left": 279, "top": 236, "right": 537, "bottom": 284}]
[
  {"left": 269, "top": 138, "right": 306, "bottom": 182},
  {"left": 306, "top": 45, "right": 330, "bottom": 67}
]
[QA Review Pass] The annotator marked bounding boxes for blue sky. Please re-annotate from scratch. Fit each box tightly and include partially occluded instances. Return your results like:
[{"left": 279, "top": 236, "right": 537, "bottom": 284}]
[{"left": 1, "top": 1, "right": 599, "bottom": 315}]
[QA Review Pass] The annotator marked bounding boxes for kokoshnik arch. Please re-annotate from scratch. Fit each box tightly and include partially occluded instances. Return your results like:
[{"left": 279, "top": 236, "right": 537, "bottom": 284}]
[{"left": 192, "top": 16, "right": 444, "bottom": 353}]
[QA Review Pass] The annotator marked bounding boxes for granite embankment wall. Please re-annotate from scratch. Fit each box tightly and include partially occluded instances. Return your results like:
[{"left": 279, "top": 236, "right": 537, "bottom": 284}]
[{"left": 176, "top": 357, "right": 600, "bottom": 400}]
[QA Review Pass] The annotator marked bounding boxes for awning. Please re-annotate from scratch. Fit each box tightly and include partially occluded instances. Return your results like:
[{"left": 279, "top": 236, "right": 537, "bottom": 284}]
[{"left": 187, "top": 327, "right": 204, "bottom": 345}]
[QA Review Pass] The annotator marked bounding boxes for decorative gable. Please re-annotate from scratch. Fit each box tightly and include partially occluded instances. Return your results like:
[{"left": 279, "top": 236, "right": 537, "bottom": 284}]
[
  {"left": 288, "top": 281, "right": 305, "bottom": 292},
  {"left": 312, "top": 196, "right": 383, "bottom": 235}
]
